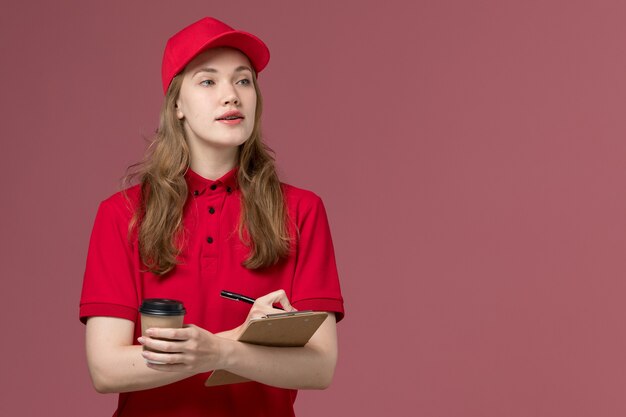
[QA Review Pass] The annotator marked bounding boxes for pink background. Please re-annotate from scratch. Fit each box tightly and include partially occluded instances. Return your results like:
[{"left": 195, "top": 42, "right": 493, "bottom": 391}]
[{"left": 2, "top": 0, "right": 626, "bottom": 415}]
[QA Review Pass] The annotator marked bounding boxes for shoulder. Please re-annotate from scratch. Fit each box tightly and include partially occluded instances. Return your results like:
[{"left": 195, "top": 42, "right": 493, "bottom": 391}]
[
  {"left": 86, "top": 185, "right": 142, "bottom": 248},
  {"left": 96, "top": 184, "right": 141, "bottom": 223},
  {"left": 282, "top": 183, "right": 323, "bottom": 207},
  {"left": 281, "top": 183, "right": 328, "bottom": 222}
]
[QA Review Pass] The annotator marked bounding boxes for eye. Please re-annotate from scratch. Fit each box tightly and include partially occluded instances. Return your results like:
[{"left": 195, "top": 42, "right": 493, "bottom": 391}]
[
  {"left": 200, "top": 80, "right": 214, "bottom": 86},
  {"left": 237, "top": 78, "right": 251, "bottom": 86}
]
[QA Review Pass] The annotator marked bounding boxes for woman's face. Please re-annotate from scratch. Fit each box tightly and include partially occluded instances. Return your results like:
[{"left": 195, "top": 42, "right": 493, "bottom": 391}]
[{"left": 176, "top": 47, "right": 257, "bottom": 153}]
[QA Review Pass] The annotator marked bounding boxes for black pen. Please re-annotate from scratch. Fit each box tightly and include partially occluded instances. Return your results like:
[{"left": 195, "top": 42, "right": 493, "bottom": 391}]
[
  {"left": 220, "top": 290, "right": 256, "bottom": 304},
  {"left": 220, "top": 290, "right": 284, "bottom": 310}
]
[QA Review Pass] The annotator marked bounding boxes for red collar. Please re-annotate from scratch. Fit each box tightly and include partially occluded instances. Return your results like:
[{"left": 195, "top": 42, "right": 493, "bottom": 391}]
[{"left": 184, "top": 166, "right": 239, "bottom": 197}]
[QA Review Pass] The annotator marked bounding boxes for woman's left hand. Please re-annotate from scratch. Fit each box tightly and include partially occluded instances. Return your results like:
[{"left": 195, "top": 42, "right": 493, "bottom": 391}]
[
  {"left": 230, "top": 289, "right": 297, "bottom": 339},
  {"left": 138, "top": 324, "right": 226, "bottom": 373}
]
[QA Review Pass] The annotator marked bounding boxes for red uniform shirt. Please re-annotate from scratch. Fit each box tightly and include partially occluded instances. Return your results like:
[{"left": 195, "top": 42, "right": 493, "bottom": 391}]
[{"left": 80, "top": 167, "right": 344, "bottom": 417}]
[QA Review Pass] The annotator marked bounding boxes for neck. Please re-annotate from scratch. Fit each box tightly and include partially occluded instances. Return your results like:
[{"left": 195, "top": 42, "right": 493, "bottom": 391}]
[{"left": 188, "top": 143, "right": 239, "bottom": 180}]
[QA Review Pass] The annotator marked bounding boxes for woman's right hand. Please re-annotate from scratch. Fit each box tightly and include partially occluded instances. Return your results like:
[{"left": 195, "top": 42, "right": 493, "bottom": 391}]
[{"left": 85, "top": 316, "right": 194, "bottom": 393}]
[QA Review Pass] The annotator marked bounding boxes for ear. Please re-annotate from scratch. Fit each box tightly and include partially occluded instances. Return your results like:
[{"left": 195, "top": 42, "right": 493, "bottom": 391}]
[{"left": 175, "top": 99, "right": 184, "bottom": 120}]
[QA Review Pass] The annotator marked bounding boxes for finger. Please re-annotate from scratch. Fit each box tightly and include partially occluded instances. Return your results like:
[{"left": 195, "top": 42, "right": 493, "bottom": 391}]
[
  {"left": 141, "top": 349, "right": 185, "bottom": 365},
  {"left": 247, "top": 302, "right": 281, "bottom": 319},
  {"left": 262, "top": 289, "right": 296, "bottom": 312},
  {"left": 145, "top": 327, "right": 189, "bottom": 340},
  {"left": 140, "top": 336, "right": 184, "bottom": 353},
  {"left": 145, "top": 362, "right": 190, "bottom": 373},
  {"left": 247, "top": 304, "right": 271, "bottom": 320}
]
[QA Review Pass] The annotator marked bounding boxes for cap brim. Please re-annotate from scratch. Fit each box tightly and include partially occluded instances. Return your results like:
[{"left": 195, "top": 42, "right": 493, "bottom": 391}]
[{"left": 175, "top": 30, "right": 270, "bottom": 79}]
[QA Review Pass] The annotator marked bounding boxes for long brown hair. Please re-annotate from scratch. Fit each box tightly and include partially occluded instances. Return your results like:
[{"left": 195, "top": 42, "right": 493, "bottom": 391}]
[{"left": 125, "top": 68, "right": 290, "bottom": 275}]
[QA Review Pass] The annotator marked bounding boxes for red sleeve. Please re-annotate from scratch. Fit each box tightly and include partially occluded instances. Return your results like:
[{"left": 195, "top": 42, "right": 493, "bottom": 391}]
[
  {"left": 79, "top": 195, "right": 139, "bottom": 324},
  {"left": 290, "top": 192, "right": 345, "bottom": 322}
]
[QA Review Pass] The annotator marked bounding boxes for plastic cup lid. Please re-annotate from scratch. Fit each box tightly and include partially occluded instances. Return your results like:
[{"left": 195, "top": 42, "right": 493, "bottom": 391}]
[{"left": 139, "top": 298, "right": 186, "bottom": 316}]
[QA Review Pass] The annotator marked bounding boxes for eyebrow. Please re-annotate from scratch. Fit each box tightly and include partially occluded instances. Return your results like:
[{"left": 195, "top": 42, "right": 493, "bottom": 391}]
[{"left": 192, "top": 66, "right": 253, "bottom": 77}]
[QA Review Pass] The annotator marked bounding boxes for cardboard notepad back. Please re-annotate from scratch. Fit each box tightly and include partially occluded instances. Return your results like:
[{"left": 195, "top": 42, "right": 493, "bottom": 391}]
[{"left": 205, "top": 312, "right": 328, "bottom": 387}]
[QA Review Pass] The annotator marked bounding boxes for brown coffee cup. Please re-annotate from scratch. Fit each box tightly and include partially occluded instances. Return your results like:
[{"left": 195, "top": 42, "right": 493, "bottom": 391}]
[{"left": 139, "top": 299, "right": 186, "bottom": 364}]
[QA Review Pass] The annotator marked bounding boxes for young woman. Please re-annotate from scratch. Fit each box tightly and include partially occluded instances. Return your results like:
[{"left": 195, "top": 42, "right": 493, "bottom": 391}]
[{"left": 79, "top": 17, "right": 344, "bottom": 417}]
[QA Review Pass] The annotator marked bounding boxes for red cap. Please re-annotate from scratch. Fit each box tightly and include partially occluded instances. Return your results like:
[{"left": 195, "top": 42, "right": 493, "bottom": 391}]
[{"left": 161, "top": 17, "right": 270, "bottom": 94}]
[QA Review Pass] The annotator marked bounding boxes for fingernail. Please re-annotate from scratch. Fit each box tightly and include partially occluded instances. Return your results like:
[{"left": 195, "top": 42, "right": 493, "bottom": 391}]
[
  {"left": 137, "top": 337, "right": 145, "bottom": 344},
  {"left": 146, "top": 329, "right": 154, "bottom": 336}
]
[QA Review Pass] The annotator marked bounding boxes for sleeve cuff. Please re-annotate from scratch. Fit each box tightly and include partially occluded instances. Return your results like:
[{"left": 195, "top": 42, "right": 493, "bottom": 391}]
[
  {"left": 292, "top": 298, "right": 345, "bottom": 322},
  {"left": 79, "top": 302, "right": 138, "bottom": 324}
]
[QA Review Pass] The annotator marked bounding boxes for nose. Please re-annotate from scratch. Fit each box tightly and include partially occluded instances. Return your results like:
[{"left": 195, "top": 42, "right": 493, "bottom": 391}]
[{"left": 223, "top": 92, "right": 239, "bottom": 106}]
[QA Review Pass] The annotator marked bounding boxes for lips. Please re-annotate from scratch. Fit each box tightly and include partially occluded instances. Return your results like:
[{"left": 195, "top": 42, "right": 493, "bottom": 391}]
[{"left": 216, "top": 110, "right": 244, "bottom": 120}]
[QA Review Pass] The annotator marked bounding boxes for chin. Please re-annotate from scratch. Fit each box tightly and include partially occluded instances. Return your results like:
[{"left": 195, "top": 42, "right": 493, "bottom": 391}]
[{"left": 210, "top": 137, "right": 249, "bottom": 148}]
